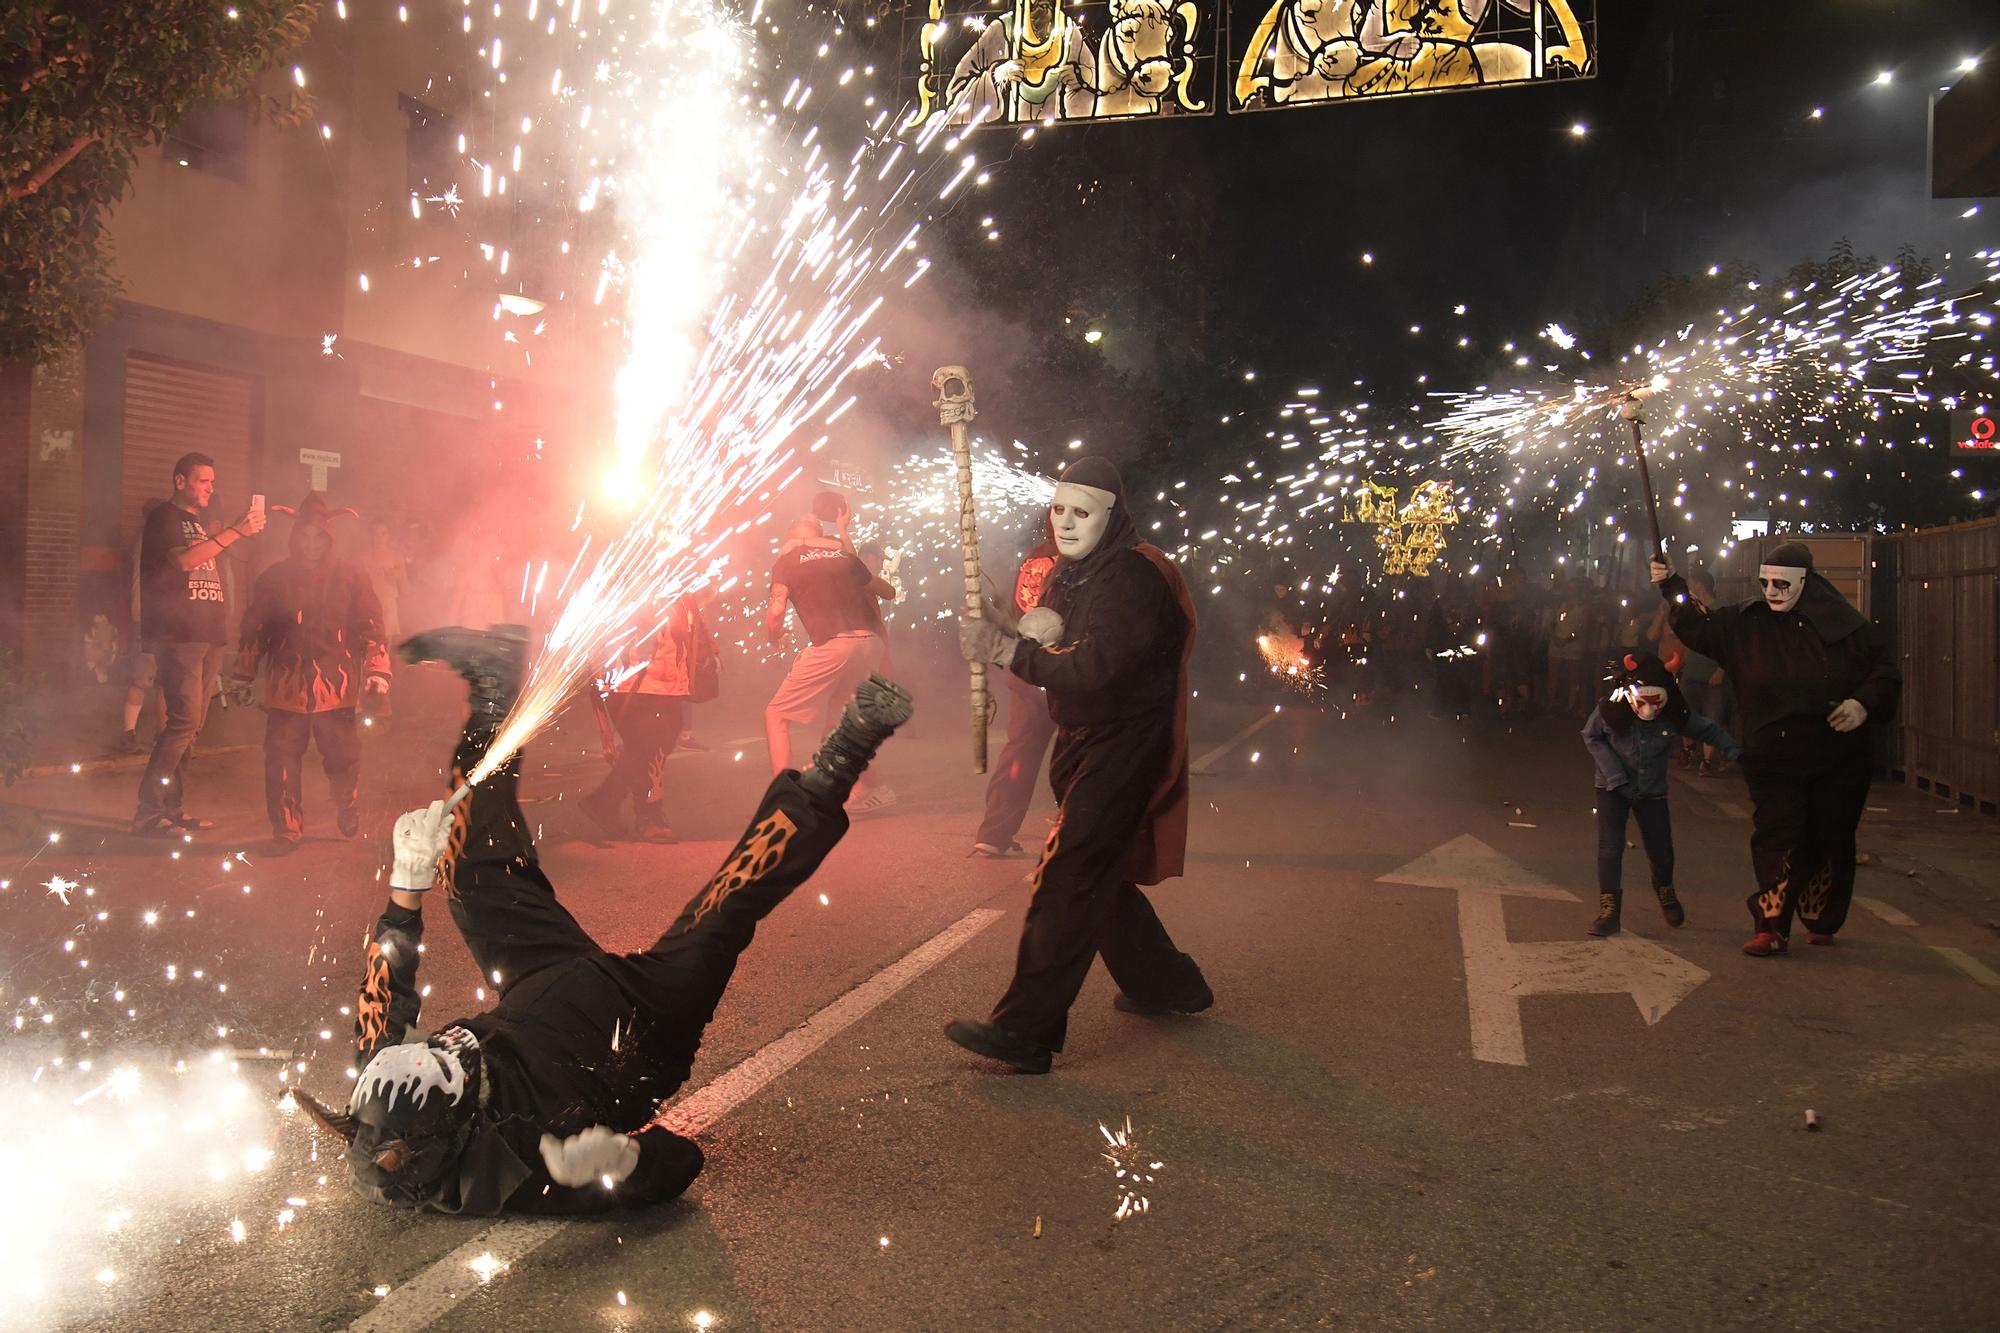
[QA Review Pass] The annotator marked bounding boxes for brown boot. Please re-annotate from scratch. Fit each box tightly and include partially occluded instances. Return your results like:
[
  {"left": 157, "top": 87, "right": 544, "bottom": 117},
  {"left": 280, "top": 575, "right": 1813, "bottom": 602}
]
[{"left": 1587, "top": 891, "right": 1622, "bottom": 937}]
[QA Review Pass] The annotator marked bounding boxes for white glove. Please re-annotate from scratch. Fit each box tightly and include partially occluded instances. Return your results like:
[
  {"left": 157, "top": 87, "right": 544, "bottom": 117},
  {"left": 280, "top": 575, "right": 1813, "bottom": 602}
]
[
  {"left": 959, "top": 617, "right": 1018, "bottom": 668},
  {"left": 539, "top": 1125, "right": 640, "bottom": 1187},
  {"left": 1827, "top": 698, "right": 1868, "bottom": 733},
  {"left": 1017, "top": 607, "right": 1065, "bottom": 647},
  {"left": 390, "top": 799, "right": 453, "bottom": 892}
]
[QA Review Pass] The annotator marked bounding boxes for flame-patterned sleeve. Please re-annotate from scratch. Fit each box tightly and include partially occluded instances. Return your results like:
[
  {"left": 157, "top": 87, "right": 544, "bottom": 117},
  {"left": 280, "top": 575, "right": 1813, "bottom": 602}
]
[
  {"left": 350, "top": 565, "right": 391, "bottom": 683},
  {"left": 354, "top": 903, "right": 425, "bottom": 1065}
]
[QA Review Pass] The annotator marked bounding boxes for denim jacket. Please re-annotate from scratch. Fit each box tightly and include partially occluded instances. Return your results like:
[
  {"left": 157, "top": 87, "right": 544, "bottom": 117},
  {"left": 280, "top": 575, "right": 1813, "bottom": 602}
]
[{"left": 1582, "top": 708, "right": 1741, "bottom": 798}]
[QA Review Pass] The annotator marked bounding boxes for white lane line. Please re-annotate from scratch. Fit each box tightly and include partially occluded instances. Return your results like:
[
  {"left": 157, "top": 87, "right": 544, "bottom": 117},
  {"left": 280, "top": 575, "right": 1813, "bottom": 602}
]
[
  {"left": 1855, "top": 896, "right": 1918, "bottom": 927},
  {"left": 1190, "top": 710, "right": 1279, "bottom": 775},
  {"left": 349, "top": 908, "right": 1004, "bottom": 1333},
  {"left": 1933, "top": 947, "right": 2000, "bottom": 987}
]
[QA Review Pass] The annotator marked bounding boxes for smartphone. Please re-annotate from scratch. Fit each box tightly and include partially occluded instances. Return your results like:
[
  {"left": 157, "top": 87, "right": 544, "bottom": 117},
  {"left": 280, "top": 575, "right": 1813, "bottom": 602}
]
[{"left": 250, "top": 494, "right": 265, "bottom": 520}]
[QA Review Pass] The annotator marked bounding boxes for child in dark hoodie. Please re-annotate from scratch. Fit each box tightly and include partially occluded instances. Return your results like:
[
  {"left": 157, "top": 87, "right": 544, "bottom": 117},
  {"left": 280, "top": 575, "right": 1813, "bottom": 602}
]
[{"left": 1581, "top": 652, "right": 1742, "bottom": 937}]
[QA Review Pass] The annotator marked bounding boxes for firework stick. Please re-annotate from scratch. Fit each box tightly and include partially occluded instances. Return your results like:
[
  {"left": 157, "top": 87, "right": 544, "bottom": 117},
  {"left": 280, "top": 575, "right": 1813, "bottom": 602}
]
[
  {"left": 1620, "top": 391, "right": 1666, "bottom": 559},
  {"left": 933, "top": 365, "right": 988, "bottom": 773}
]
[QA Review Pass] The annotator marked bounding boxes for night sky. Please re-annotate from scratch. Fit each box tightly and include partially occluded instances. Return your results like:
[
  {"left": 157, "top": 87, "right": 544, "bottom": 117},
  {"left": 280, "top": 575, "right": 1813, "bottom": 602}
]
[{"left": 863, "top": 0, "right": 1997, "bottom": 438}]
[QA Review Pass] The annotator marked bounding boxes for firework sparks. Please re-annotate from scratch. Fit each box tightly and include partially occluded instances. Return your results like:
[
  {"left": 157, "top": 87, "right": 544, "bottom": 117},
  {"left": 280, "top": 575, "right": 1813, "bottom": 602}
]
[{"left": 1099, "top": 1116, "right": 1161, "bottom": 1221}]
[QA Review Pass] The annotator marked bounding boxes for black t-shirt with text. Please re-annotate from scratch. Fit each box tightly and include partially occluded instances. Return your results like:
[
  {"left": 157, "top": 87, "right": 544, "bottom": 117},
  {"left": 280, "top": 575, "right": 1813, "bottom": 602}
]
[
  {"left": 771, "top": 544, "right": 877, "bottom": 646},
  {"left": 140, "top": 502, "right": 227, "bottom": 644}
]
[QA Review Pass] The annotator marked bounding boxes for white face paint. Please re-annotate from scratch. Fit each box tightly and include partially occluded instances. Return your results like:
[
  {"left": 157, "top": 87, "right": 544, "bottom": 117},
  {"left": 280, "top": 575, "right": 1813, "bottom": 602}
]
[
  {"left": 1758, "top": 564, "right": 1808, "bottom": 613},
  {"left": 1050, "top": 482, "right": 1116, "bottom": 560},
  {"left": 351, "top": 1035, "right": 470, "bottom": 1113}
]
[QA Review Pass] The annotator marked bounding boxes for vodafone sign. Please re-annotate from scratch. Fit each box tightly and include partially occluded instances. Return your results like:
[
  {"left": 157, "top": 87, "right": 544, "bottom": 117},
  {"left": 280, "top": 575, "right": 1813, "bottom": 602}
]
[{"left": 1952, "top": 408, "right": 1998, "bottom": 455}]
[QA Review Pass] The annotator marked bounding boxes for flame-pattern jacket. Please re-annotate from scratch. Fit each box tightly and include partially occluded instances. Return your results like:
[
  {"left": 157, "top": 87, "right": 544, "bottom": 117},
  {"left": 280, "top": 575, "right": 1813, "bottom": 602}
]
[{"left": 236, "top": 555, "right": 390, "bottom": 713}]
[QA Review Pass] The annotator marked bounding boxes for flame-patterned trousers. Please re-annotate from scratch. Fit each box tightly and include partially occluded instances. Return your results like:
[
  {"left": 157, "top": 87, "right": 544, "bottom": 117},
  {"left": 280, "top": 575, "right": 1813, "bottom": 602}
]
[
  {"left": 439, "top": 712, "right": 849, "bottom": 1092},
  {"left": 1741, "top": 737, "right": 1872, "bottom": 937}
]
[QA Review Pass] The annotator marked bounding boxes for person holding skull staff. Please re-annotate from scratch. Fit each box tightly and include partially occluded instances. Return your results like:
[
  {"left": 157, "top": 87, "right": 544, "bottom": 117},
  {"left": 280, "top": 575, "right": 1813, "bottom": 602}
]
[
  {"left": 1651, "top": 542, "right": 1900, "bottom": 956},
  {"left": 949, "top": 457, "right": 1212, "bottom": 1074}
]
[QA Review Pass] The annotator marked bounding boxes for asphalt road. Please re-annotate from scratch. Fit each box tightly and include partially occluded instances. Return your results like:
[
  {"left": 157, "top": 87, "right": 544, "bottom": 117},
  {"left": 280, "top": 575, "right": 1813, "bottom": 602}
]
[{"left": 4, "top": 667, "right": 1997, "bottom": 1332}]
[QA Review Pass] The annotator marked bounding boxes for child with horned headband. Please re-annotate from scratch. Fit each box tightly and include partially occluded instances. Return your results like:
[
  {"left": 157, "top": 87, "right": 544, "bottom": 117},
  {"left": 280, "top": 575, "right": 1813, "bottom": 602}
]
[{"left": 1581, "top": 650, "right": 1742, "bottom": 938}]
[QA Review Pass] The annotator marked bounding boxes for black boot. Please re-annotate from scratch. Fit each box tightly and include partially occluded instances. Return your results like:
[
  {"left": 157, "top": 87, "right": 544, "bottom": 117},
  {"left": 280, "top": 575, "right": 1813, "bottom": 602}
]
[
  {"left": 944, "top": 1018, "right": 1051, "bottom": 1075},
  {"left": 397, "top": 625, "right": 528, "bottom": 720},
  {"left": 1654, "top": 883, "right": 1686, "bottom": 928},
  {"left": 798, "top": 675, "right": 913, "bottom": 806},
  {"left": 1587, "top": 890, "right": 1623, "bottom": 937}
]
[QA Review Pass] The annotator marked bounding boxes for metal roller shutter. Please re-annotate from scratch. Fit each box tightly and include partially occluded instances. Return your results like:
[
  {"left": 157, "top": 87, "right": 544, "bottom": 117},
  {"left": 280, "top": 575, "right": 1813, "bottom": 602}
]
[{"left": 120, "top": 352, "right": 258, "bottom": 546}]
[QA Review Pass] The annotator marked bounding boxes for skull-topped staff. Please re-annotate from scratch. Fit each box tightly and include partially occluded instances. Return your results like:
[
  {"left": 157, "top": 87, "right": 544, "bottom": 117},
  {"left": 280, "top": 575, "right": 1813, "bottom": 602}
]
[{"left": 933, "top": 365, "right": 989, "bottom": 773}]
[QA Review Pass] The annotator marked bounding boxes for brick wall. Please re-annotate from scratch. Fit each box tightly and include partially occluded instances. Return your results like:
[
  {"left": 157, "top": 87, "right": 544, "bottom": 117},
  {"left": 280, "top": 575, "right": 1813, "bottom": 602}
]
[{"left": 23, "top": 352, "right": 85, "bottom": 683}]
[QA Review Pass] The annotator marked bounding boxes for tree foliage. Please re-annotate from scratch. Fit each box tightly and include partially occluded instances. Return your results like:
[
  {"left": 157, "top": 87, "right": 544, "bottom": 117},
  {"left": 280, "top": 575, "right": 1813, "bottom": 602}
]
[{"left": 0, "top": 2, "right": 318, "bottom": 363}]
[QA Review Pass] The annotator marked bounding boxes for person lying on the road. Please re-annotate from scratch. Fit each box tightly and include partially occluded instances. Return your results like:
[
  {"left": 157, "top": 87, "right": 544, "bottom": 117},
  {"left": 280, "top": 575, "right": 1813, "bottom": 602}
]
[{"left": 295, "top": 625, "right": 912, "bottom": 1214}]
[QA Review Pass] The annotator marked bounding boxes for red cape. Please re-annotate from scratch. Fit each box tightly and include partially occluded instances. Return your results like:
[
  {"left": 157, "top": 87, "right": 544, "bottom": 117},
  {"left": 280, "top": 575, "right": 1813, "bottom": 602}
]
[{"left": 1128, "top": 543, "right": 1196, "bottom": 885}]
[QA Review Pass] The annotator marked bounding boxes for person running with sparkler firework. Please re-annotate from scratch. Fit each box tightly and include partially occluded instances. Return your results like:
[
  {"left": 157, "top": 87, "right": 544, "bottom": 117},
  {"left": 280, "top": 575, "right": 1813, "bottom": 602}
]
[
  {"left": 970, "top": 524, "right": 1060, "bottom": 858},
  {"left": 763, "top": 493, "right": 899, "bottom": 814},
  {"left": 578, "top": 589, "right": 719, "bottom": 843},
  {"left": 296, "top": 626, "right": 912, "bottom": 1213},
  {"left": 1581, "top": 651, "right": 1742, "bottom": 937},
  {"left": 1652, "top": 543, "right": 1900, "bottom": 956},
  {"left": 949, "top": 458, "right": 1212, "bottom": 1075}
]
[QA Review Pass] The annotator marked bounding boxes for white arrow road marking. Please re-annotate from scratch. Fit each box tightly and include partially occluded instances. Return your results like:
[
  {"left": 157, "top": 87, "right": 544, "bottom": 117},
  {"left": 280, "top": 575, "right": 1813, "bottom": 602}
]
[
  {"left": 1377, "top": 833, "right": 1578, "bottom": 902},
  {"left": 349, "top": 908, "right": 1004, "bottom": 1333},
  {"left": 1457, "top": 891, "right": 1712, "bottom": 1066},
  {"left": 1380, "top": 836, "right": 1710, "bottom": 1065}
]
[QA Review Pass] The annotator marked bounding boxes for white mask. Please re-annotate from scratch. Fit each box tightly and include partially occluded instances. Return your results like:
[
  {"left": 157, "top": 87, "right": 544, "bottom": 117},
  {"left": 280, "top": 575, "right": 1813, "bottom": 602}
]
[
  {"left": 1631, "top": 687, "right": 1668, "bottom": 721},
  {"left": 1758, "top": 564, "right": 1808, "bottom": 614},
  {"left": 351, "top": 1033, "right": 471, "bottom": 1113},
  {"left": 1051, "top": 482, "right": 1116, "bottom": 560}
]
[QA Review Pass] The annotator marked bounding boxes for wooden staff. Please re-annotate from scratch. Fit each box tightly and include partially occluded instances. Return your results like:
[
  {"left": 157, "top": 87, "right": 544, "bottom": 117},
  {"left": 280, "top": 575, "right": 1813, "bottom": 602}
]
[
  {"left": 933, "top": 365, "right": 988, "bottom": 773},
  {"left": 1619, "top": 388, "right": 1666, "bottom": 560}
]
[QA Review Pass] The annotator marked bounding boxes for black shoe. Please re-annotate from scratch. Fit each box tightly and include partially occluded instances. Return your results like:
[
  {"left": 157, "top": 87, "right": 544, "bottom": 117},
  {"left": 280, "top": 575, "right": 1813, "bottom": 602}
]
[
  {"left": 577, "top": 790, "right": 628, "bottom": 840},
  {"left": 676, "top": 733, "right": 709, "bottom": 753},
  {"left": 397, "top": 625, "right": 528, "bottom": 717},
  {"left": 1112, "top": 982, "right": 1215, "bottom": 1016},
  {"left": 944, "top": 1018, "right": 1051, "bottom": 1075},
  {"left": 1586, "top": 891, "right": 1622, "bottom": 937},
  {"left": 132, "top": 814, "right": 178, "bottom": 837},
  {"left": 267, "top": 834, "right": 301, "bottom": 857},
  {"left": 167, "top": 813, "right": 215, "bottom": 832},
  {"left": 1654, "top": 884, "right": 1685, "bottom": 929},
  {"left": 110, "top": 729, "right": 145, "bottom": 756},
  {"left": 337, "top": 806, "right": 361, "bottom": 839},
  {"left": 800, "top": 675, "right": 914, "bottom": 805}
]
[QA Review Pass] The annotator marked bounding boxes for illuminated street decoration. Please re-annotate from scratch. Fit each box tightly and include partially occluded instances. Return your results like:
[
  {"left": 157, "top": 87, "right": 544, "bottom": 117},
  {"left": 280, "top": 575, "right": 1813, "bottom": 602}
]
[
  {"left": 906, "top": 0, "right": 1216, "bottom": 127},
  {"left": 1230, "top": 0, "right": 1595, "bottom": 110},
  {"left": 1345, "top": 479, "right": 1458, "bottom": 575}
]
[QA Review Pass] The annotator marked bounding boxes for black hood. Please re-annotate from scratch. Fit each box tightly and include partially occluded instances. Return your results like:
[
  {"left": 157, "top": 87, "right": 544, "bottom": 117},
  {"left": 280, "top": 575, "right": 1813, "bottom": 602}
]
[{"left": 1047, "top": 456, "right": 1140, "bottom": 598}]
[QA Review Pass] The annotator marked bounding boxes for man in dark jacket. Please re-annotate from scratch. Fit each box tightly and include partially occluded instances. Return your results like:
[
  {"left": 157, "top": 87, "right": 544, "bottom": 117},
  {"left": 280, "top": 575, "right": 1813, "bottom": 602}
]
[
  {"left": 1651, "top": 541, "right": 1901, "bottom": 956},
  {"left": 232, "top": 493, "right": 390, "bottom": 850},
  {"left": 948, "top": 457, "right": 1212, "bottom": 1074},
  {"left": 297, "top": 627, "right": 911, "bottom": 1214}
]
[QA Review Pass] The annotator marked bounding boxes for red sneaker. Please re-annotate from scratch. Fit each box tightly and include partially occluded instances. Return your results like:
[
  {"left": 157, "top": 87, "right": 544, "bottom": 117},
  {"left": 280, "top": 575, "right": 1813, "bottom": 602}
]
[
  {"left": 1807, "top": 932, "right": 1836, "bottom": 946},
  {"left": 1742, "top": 931, "right": 1790, "bottom": 957}
]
